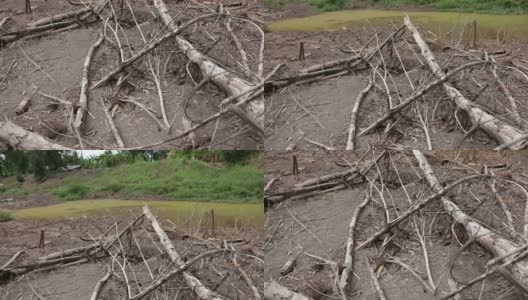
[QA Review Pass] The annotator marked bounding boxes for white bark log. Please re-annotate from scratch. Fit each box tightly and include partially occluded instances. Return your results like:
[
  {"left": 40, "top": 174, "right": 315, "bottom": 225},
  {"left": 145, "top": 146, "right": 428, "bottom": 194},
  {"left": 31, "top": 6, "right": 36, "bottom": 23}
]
[
  {"left": 404, "top": 16, "right": 525, "bottom": 149},
  {"left": 152, "top": 0, "right": 263, "bottom": 130},
  {"left": 339, "top": 192, "right": 370, "bottom": 290},
  {"left": 74, "top": 30, "right": 105, "bottom": 133},
  {"left": 142, "top": 205, "right": 224, "bottom": 300},
  {"left": 264, "top": 281, "right": 313, "bottom": 300},
  {"left": 346, "top": 78, "right": 373, "bottom": 150},
  {"left": 0, "top": 121, "right": 71, "bottom": 149},
  {"left": 412, "top": 150, "right": 528, "bottom": 285}
]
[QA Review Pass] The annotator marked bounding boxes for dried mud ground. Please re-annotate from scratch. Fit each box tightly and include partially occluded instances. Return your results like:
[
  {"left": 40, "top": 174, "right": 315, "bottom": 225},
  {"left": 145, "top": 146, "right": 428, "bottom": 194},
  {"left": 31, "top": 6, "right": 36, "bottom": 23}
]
[
  {"left": 0, "top": 208, "right": 264, "bottom": 299},
  {"left": 264, "top": 150, "right": 528, "bottom": 299},
  {"left": 263, "top": 7, "right": 528, "bottom": 150},
  {"left": 0, "top": 0, "right": 263, "bottom": 149}
]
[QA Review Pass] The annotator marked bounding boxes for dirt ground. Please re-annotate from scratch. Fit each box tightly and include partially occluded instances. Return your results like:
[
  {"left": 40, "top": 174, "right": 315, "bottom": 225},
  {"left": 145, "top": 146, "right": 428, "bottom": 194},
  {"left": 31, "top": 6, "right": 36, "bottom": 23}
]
[
  {"left": 262, "top": 5, "right": 528, "bottom": 150},
  {"left": 264, "top": 150, "right": 528, "bottom": 299},
  {"left": 0, "top": 0, "right": 264, "bottom": 149},
  {"left": 0, "top": 209, "right": 264, "bottom": 299}
]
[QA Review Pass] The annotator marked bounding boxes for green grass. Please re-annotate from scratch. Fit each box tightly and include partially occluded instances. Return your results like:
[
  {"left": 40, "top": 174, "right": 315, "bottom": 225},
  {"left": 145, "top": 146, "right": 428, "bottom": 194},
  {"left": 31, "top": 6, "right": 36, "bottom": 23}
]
[
  {"left": 377, "top": 0, "right": 528, "bottom": 14},
  {"left": 268, "top": 9, "right": 528, "bottom": 39},
  {"left": 1, "top": 158, "right": 263, "bottom": 203},
  {"left": 55, "top": 183, "right": 89, "bottom": 200},
  {"left": 266, "top": 0, "right": 528, "bottom": 13},
  {"left": 0, "top": 211, "right": 13, "bottom": 222},
  {"left": 11, "top": 200, "right": 263, "bottom": 227}
]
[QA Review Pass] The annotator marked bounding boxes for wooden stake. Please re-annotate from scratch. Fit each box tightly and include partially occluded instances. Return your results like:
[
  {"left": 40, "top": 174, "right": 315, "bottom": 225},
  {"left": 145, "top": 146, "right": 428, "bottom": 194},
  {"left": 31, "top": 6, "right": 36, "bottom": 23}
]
[
  {"left": 38, "top": 230, "right": 45, "bottom": 248},
  {"left": 299, "top": 42, "right": 305, "bottom": 61},
  {"left": 471, "top": 20, "right": 477, "bottom": 48},
  {"left": 292, "top": 155, "right": 299, "bottom": 175},
  {"left": 25, "top": 0, "right": 32, "bottom": 14},
  {"left": 211, "top": 209, "right": 215, "bottom": 238}
]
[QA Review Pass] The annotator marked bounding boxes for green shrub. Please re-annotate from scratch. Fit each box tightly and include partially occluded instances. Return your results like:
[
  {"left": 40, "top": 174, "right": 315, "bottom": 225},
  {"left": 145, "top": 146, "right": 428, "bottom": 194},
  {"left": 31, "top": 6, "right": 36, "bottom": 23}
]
[
  {"left": 310, "top": 0, "right": 349, "bottom": 11},
  {"left": 55, "top": 183, "right": 89, "bottom": 201},
  {"left": 100, "top": 183, "right": 124, "bottom": 193},
  {"left": 16, "top": 175, "right": 24, "bottom": 183},
  {"left": 0, "top": 211, "right": 13, "bottom": 222}
]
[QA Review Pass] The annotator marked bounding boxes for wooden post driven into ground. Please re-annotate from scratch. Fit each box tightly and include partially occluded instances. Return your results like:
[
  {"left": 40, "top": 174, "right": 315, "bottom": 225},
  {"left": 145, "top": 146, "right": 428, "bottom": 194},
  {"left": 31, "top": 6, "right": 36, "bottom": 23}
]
[
  {"left": 38, "top": 230, "right": 45, "bottom": 248},
  {"left": 25, "top": 0, "right": 32, "bottom": 14},
  {"left": 211, "top": 209, "right": 215, "bottom": 238},
  {"left": 299, "top": 42, "right": 305, "bottom": 61},
  {"left": 292, "top": 155, "right": 299, "bottom": 175}
]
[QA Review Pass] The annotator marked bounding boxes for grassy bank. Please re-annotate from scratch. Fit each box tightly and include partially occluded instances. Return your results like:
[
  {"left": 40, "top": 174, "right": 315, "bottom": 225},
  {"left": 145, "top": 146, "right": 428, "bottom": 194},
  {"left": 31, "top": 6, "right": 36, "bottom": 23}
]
[
  {"left": 12, "top": 200, "right": 264, "bottom": 227},
  {"left": 1, "top": 158, "right": 263, "bottom": 203},
  {"left": 0, "top": 211, "right": 13, "bottom": 222},
  {"left": 266, "top": 0, "right": 528, "bottom": 13}
]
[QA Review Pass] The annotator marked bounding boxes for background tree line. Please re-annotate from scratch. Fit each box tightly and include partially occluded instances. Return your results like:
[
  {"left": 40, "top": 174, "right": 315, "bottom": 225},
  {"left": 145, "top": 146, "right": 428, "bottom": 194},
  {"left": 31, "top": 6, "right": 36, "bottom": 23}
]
[{"left": 0, "top": 150, "right": 260, "bottom": 182}]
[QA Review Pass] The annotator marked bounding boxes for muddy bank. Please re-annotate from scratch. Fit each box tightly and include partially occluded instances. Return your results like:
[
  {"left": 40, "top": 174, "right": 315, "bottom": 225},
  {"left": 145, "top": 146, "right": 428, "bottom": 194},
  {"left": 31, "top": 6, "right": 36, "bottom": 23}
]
[
  {"left": 0, "top": 0, "right": 265, "bottom": 149},
  {"left": 263, "top": 12, "right": 528, "bottom": 150},
  {"left": 264, "top": 150, "right": 528, "bottom": 299},
  {"left": 0, "top": 208, "right": 264, "bottom": 299}
]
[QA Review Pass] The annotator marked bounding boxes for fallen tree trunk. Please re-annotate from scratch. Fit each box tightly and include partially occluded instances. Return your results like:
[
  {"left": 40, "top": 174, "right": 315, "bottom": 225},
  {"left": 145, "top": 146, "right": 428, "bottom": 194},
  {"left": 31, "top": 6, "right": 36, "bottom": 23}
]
[
  {"left": 142, "top": 205, "right": 224, "bottom": 300},
  {"left": 0, "top": 121, "right": 71, "bottom": 149},
  {"left": 264, "top": 281, "right": 313, "bottom": 300},
  {"left": 152, "top": 0, "right": 263, "bottom": 131},
  {"left": 339, "top": 191, "right": 371, "bottom": 291},
  {"left": 404, "top": 16, "right": 526, "bottom": 149},
  {"left": 412, "top": 150, "right": 528, "bottom": 286},
  {"left": 74, "top": 29, "right": 105, "bottom": 135}
]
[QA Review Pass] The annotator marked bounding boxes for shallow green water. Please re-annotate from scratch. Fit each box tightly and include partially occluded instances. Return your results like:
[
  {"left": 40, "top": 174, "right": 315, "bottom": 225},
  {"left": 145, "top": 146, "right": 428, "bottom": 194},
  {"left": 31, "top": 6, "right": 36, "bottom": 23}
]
[
  {"left": 269, "top": 9, "right": 528, "bottom": 40},
  {"left": 12, "top": 199, "right": 263, "bottom": 228}
]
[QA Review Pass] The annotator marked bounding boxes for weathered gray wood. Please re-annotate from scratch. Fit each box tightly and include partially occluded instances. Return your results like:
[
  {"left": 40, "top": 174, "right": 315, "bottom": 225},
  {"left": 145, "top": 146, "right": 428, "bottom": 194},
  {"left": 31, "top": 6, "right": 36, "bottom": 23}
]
[
  {"left": 0, "top": 121, "right": 71, "bottom": 150},
  {"left": 404, "top": 16, "right": 526, "bottom": 149},
  {"left": 143, "top": 205, "right": 224, "bottom": 300},
  {"left": 413, "top": 150, "right": 528, "bottom": 285}
]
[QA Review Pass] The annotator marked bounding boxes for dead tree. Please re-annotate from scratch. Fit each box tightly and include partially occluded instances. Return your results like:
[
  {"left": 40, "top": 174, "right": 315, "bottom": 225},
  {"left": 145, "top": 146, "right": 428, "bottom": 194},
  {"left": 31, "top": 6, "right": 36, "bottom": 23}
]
[
  {"left": 412, "top": 150, "right": 528, "bottom": 286},
  {"left": 404, "top": 16, "right": 526, "bottom": 149}
]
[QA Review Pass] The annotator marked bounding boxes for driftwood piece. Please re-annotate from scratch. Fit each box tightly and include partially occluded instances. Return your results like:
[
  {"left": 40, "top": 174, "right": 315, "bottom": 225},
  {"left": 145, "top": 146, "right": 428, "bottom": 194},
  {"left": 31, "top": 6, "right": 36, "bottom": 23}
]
[
  {"left": 413, "top": 150, "right": 528, "bottom": 287},
  {"left": 404, "top": 16, "right": 526, "bottom": 149},
  {"left": 346, "top": 75, "right": 373, "bottom": 150},
  {"left": 99, "top": 97, "right": 125, "bottom": 148},
  {"left": 142, "top": 205, "right": 224, "bottom": 300},
  {"left": 74, "top": 29, "right": 105, "bottom": 134},
  {"left": 339, "top": 191, "right": 371, "bottom": 290},
  {"left": 366, "top": 258, "right": 387, "bottom": 300},
  {"left": 15, "top": 94, "right": 32, "bottom": 115},
  {"left": 264, "top": 281, "right": 313, "bottom": 300},
  {"left": 230, "top": 244, "right": 261, "bottom": 299},
  {"left": 90, "top": 263, "right": 113, "bottom": 300},
  {"left": 0, "top": 121, "right": 71, "bottom": 150},
  {"left": 280, "top": 245, "right": 303, "bottom": 275},
  {"left": 152, "top": 0, "right": 263, "bottom": 130}
]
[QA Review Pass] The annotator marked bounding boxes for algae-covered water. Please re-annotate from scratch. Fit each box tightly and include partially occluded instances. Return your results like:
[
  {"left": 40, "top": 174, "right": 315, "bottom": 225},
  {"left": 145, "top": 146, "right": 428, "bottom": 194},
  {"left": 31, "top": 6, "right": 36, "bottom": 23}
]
[
  {"left": 269, "top": 9, "right": 528, "bottom": 40},
  {"left": 12, "top": 200, "right": 263, "bottom": 228}
]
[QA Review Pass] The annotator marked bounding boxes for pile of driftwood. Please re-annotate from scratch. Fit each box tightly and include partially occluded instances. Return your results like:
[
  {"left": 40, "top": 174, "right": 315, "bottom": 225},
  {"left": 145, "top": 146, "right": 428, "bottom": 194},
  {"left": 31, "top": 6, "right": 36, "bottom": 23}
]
[
  {"left": 265, "top": 16, "right": 528, "bottom": 150},
  {"left": 263, "top": 151, "right": 528, "bottom": 299},
  {"left": 0, "top": 0, "right": 268, "bottom": 149},
  {"left": 0, "top": 205, "right": 263, "bottom": 299}
]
